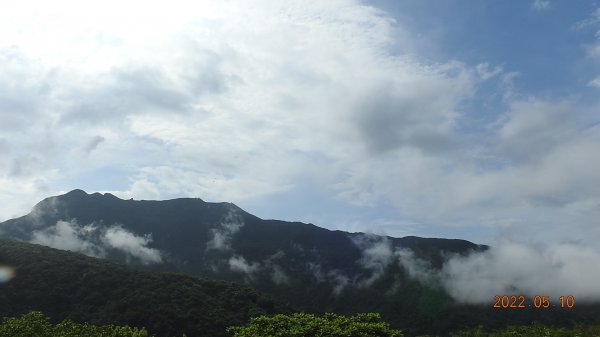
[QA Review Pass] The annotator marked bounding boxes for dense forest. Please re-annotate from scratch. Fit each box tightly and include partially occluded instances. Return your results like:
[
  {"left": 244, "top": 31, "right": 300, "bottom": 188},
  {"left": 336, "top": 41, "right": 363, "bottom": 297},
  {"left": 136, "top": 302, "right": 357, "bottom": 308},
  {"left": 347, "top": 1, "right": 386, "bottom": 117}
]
[
  {"left": 3, "top": 311, "right": 600, "bottom": 337},
  {"left": 0, "top": 239, "right": 285, "bottom": 337}
]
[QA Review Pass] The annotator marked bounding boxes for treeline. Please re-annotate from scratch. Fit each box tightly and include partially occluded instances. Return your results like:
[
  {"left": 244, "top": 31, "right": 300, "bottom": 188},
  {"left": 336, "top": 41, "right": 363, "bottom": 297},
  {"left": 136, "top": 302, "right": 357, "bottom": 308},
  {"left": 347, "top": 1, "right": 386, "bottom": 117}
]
[
  {"left": 448, "top": 322, "right": 600, "bottom": 337},
  {"left": 0, "top": 311, "right": 149, "bottom": 337},
  {"left": 3, "top": 311, "right": 600, "bottom": 337}
]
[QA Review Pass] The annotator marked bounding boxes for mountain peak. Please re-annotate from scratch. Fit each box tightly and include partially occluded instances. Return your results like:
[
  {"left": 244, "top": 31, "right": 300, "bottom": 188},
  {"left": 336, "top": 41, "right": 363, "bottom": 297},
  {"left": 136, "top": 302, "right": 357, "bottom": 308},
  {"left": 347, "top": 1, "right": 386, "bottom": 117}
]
[
  {"left": 64, "top": 190, "right": 120, "bottom": 199},
  {"left": 64, "top": 189, "right": 89, "bottom": 197}
]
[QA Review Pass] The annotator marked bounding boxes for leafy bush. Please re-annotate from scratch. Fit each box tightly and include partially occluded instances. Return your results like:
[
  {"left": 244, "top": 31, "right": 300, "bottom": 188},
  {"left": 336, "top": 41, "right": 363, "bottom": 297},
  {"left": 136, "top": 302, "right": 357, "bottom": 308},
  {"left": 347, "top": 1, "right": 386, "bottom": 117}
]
[
  {"left": 0, "top": 311, "right": 149, "bottom": 337},
  {"left": 227, "top": 312, "right": 403, "bottom": 337}
]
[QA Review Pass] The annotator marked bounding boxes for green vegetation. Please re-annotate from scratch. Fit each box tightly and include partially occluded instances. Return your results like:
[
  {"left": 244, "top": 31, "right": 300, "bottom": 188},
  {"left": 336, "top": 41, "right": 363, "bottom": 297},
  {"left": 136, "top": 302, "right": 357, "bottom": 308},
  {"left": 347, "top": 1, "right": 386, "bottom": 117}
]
[
  {"left": 0, "top": 239, "right": 285, "bottom": 337},
  {"left": 3, "top": 310, "right": 600, "bottom": 337},
  {"left": 449, "top": 322, "right": 600, "bottom": 337},
  {"left": 0, "top": 311, "right": 148, "bottom": 337},
  {"left": 227, "top": 312, "right": 403, "bottom": 337}
]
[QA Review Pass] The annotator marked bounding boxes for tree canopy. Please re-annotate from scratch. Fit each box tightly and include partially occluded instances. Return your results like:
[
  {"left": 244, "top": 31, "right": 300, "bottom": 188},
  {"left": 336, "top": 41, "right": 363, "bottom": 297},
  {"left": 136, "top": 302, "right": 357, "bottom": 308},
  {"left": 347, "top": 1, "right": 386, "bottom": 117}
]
[
  {"left": 227, "top": 312, "right": 403, "bottom": 337},
  {"left": 0, "top": 311, "right": 148, "bottom": 337}
]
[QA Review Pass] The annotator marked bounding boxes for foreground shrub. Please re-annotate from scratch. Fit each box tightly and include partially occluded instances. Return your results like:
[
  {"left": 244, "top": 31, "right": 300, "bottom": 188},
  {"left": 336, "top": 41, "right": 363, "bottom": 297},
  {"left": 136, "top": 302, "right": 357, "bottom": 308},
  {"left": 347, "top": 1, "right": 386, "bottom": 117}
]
[
  {"left": 0, "top": 311, "right": 148, "bottom": 337},
  {"left": 227, "top": 312, "right": 403, "bottom": 337}
]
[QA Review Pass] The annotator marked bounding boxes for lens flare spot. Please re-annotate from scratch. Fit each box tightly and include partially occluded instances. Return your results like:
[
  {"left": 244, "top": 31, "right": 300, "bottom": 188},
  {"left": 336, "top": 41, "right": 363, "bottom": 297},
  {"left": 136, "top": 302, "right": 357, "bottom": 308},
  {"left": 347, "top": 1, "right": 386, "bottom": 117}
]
[{"left": 0, "top": 266, "right": 15, "bottom": 283}]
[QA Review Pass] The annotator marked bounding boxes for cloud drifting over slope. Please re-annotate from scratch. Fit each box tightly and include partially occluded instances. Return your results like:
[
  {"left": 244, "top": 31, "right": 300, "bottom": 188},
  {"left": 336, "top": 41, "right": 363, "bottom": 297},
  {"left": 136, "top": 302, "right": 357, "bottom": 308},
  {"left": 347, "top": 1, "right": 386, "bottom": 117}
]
[
  {"left": 440, "top": 241, "right": 600, "bottom": 303},
  {"left": 350, "top": 233, "right": 600, "bottom": 304},
  {"left": 206, "top": 208, "right": 244, "bottom": 252},
  {"left": 30, "top": 220, "right": 163, "bottom": 264}
]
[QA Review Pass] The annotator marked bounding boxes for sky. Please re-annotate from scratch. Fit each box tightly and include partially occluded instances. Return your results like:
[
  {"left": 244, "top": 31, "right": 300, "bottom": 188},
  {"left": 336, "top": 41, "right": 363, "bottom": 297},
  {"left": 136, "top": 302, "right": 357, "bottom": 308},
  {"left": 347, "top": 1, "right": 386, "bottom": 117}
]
[{"left": 1, "top": 0, "right": 600, "bottom": 250}]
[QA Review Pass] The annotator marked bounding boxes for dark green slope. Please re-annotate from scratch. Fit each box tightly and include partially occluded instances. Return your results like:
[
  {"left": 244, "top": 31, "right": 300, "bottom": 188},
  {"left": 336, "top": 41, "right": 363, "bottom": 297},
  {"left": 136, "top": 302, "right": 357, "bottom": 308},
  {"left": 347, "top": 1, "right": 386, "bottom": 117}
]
[{"left": 0, "top": 238, "right": 285, "bottom": 337}]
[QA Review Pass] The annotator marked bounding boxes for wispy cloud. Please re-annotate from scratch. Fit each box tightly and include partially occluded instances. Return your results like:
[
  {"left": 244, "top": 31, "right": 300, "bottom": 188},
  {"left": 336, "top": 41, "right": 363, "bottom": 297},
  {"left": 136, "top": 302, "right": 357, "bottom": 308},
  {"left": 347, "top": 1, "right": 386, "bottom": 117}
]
[
  {"left": 573, "top": 7, "right": 600, "bottom": 31},
  {"left": 352, "top": 234, "right": 394, "bottom": 286},
  {"left": 206, "top": 208, "right": 244, "bottom": 252},
  {"left": 307, "top": 262, "right": 351, "bottom": 296},
  {"left": 103, "top": 225, "right": 163, "bottom": 264},
  {"left": 589, "top": 77, "right": 600, "bottom": 88},
  {"left": 30, "top": 220, "right": 163, "bottom": 265},
  {"left": 31, "top": 220, "right": 106, "bottom": 257},
  {"left": 532, "top": 0, "right": 550, "bottom": 11},
  {"left": 228, "top": 255, "right": 260, "bottom": 281}
]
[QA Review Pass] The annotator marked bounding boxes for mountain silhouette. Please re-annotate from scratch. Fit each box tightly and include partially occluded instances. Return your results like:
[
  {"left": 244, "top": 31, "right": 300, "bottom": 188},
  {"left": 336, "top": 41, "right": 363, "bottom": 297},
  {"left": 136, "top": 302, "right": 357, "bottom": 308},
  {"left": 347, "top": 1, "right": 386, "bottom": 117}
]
[{"left": 3, "top": 190, "right": 597, "bottom": 336}]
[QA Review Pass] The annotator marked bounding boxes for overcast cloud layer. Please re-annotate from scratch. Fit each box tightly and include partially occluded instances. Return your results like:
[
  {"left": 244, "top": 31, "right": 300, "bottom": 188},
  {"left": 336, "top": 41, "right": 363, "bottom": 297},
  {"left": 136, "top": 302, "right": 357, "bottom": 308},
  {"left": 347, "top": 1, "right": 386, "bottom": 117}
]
[{"left": 1, "top": 0, "right": 600, "bottom": 303}]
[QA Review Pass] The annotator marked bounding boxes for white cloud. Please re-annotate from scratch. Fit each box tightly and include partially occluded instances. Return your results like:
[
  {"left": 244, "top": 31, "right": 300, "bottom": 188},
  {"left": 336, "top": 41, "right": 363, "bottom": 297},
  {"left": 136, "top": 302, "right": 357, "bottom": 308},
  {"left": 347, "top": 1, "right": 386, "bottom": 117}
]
[
  {"left": 29, "top": 220, "right": 163, "bottom": 264},
  {"left": 206, "top": 208, "right": 244, "bottom": 251},
  {"left": 476, "top": 63, "right": 503, "bottom": 80},
  {"left": 532, "top": 0, "right": 550, "bottom": 10},
  {"left": 496, "top": 100, "right": 575, "bottom": 163},
  {"left": 270, "top": 264, "right": 290, "bottom": 285},
  {"left": 396, "top": 248, "right": 437, "bottom": 285},
  {"left": 109, "top": 179, "right": 161, "bottom": 201},
  {"left": 307, "top": 262, "right": 351, "bottom": 295},
  {"left": 332, "top": 96, "right": 600, "bottom": 242},
  {"left": 346, "top": 235, "right": 600, "bottom": 305},
  {"left": 228, "top": 255, "right": 260, "bottom": 277},
  {"left": 0, "top": 176, "right": 56, "bottom": 222},
  {"left": 574, "top": 7, "right": 600, "bottom": 31},
  {"left": 30, "top": 220, "right": 106, "bottom": 257},
  {"left": 0, "top": 0, "right": 479, "bottom": 221},
  {"left": 353, "top": 234, "right": 394, "bottom": 286},
  {"left": 103, "top": 225, "right": 163, "bottom": 264},
  {"left": 441, "top": 241, "right": 600, "bottom": 304},
  {"left": 589, "top": 77, "right": 600, "bottom": 88},
  {"left": 328, "top": 270, "right": 351, "bottom": 296}
]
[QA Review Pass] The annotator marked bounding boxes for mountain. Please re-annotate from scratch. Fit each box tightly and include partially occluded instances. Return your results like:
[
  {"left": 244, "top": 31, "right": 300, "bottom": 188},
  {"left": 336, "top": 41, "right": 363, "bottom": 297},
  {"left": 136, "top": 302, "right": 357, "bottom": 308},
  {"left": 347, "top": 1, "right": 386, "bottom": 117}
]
[
  {"left": 1, "top": 190, "right": 598, "bottom": 336},
  {"left": 0, "top": 238, "right": 285, "bottom": 337}
]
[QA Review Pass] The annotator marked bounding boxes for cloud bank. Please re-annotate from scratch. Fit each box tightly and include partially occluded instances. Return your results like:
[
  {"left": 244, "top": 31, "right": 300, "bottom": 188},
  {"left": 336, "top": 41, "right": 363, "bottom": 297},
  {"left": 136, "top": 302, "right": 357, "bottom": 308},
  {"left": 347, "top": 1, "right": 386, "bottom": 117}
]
[
  {"left": 440, "top": 241, "right": 600, "bottom": 304},
  {"left": 351, "top": 233, "right": 600, "bottom": 304}
]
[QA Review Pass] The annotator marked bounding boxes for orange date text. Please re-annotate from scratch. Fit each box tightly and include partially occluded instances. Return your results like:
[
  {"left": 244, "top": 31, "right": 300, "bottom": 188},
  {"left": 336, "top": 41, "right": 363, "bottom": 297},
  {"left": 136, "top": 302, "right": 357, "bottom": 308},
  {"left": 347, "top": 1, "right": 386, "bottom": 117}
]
[{"left": 492, "top": 295, "right": 575, "bottom": 309}]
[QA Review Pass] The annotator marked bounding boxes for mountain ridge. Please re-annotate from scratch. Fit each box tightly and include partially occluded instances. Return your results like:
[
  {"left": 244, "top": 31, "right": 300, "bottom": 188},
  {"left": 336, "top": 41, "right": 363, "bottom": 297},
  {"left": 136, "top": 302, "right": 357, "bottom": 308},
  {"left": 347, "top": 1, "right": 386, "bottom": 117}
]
[{"left": 8, "top": 189, "right": 580, "bottom": 336}]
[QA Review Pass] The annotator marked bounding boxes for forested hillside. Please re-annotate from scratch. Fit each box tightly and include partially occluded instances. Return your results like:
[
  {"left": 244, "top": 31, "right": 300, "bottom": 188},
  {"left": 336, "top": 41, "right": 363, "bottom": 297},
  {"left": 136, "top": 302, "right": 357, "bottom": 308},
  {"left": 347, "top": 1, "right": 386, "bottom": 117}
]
[{"left": 0, "top": 238, "right": 285, "bottom": 337}]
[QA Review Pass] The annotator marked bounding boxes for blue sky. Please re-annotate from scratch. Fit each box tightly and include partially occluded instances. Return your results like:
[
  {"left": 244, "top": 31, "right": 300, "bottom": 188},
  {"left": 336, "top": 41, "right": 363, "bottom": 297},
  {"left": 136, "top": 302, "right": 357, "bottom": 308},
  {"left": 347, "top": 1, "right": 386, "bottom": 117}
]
[
  {"left": 386, "top": 1, "right": 598, "bottom": 93},
  {"left": 1, "top": 0, "right": 600, "bottom": 249}
]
